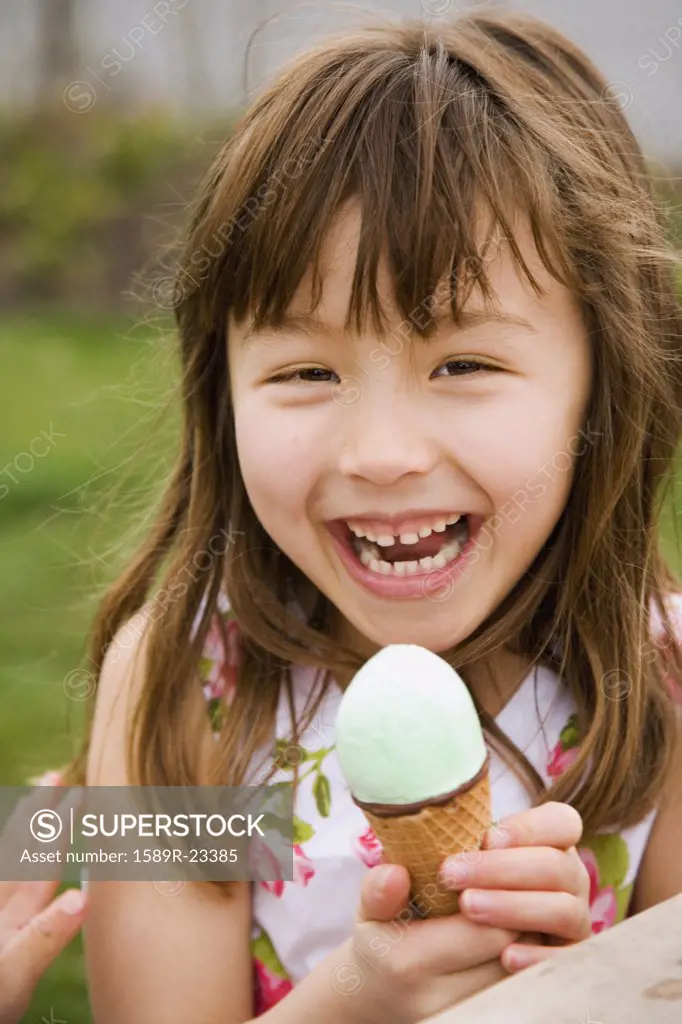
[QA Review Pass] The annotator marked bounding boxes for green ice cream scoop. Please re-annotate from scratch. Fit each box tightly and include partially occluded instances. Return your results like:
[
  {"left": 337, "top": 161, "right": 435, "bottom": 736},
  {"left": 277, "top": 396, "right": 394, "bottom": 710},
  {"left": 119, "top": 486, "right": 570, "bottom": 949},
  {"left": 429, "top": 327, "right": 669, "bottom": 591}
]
[{"left": 335, "top": 644, "right": 487, "bottom": 806}]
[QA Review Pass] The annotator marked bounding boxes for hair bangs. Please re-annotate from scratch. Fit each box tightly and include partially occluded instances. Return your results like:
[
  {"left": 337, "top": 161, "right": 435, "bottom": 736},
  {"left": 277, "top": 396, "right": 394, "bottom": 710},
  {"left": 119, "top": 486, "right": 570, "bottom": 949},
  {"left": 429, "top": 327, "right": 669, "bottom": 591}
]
[{"left": 185, "top": 31, "right": 573, "bottom": 344}]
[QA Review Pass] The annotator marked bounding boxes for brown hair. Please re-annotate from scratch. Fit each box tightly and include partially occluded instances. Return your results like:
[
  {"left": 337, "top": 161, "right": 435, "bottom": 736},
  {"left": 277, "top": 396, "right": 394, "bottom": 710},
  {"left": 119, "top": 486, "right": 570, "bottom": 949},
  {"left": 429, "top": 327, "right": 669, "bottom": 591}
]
[{"left": 68, "top": 7, "right": 682, "bottom": 851}]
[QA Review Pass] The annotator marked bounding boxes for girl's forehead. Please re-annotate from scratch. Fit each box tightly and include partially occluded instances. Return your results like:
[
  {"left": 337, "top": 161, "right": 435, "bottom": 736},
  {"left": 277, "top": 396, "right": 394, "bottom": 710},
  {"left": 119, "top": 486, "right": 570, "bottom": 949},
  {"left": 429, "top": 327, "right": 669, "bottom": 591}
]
[{"left": 228, "top": 203, "right": 569, "bottom": 342}]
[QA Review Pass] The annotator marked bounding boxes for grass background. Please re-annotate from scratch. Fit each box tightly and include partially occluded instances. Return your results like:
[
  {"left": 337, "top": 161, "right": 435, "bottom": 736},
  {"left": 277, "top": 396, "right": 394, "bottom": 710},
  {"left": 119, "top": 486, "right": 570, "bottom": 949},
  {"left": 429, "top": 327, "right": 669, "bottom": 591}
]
[
  {"left": 0, "top": 311, "right": 178, "bottom": 1022},
  {"left": 1, "top": 309, "right": 681, "bottom": 1021}
]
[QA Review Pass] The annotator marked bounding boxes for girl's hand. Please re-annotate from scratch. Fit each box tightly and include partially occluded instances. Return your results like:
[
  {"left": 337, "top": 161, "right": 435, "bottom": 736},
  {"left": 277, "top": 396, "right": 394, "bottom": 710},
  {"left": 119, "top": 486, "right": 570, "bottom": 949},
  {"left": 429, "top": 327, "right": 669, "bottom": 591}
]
[
  {"left": 343, "top": 862, "right": 518, "bottom": 1024},
  {"left": 439, "top": 801, "right": 592, "bottom": 974},
  {"left": 0, "top": 771, "right": 87, "bottom": 1024}
]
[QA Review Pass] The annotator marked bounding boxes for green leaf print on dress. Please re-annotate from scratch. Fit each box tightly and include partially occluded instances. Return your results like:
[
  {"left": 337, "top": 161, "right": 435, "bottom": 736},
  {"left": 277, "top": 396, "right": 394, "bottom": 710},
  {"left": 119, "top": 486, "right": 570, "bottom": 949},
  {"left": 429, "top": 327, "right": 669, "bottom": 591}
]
[
  {"left": 547, "top": 712, "right": 633, "bottom": 933},
  {"left": 313, "top": 772, "right": 332, "bottom": 817},
  {"left": 252, "top": 926, "right": 293, "bottom": 1014},
  {"left": 547, "top": 712, "right": 581, "bottom": 778},
  {"left": 274, "top": 738, "right": 336, "bottom": 842},
  {"left": 293, "top": 815, "right": 315, "bottom": 844},
  {"left": 578, "top": 832, "right": 632, "bottom": 932}
]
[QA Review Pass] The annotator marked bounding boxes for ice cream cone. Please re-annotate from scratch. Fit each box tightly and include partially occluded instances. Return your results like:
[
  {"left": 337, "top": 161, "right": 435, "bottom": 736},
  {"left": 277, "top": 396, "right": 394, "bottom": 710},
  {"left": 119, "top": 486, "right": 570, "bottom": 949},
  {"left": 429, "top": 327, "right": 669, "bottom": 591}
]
[
  {"left": 356, "top": 758, "right": 491, "bottom": 916},
  {"left": 335, "top": 644, "right": 492, "bottom": 917}
]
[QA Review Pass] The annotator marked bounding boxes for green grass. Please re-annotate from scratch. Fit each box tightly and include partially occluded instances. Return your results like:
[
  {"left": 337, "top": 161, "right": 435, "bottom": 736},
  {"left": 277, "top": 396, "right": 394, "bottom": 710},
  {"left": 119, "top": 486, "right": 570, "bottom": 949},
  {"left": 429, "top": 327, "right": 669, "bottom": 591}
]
[
  {"left": 0, "top": 311, "right": 179, "bottom": 1022},
  {"left": 1, "top": 310, "right": 681, "bottom": 1021}
]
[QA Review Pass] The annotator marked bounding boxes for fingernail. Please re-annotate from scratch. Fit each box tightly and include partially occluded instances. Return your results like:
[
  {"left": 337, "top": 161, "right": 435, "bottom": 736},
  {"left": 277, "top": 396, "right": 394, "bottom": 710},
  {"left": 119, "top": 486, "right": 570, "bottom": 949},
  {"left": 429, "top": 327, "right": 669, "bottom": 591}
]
[
  {"left": 373, "top": 864, "right": 395, "bottom": 896},
  {"left": 484, "top": 823, "right": 511, "bottom": 849},
  {"left": 461, "top": 890, "right": 493, "bottom": 916},
  {"left": 439, "top": 854, "right": 469, "bottom": 888},
  {"left": 59, "top": 888, "right": 87, "bottom": 915},
  {"left": 505, "top": 947, "right": 531, "bottom": 971},
  {"left": 37, "top": 770, "right": 62, "bottom": 787}
]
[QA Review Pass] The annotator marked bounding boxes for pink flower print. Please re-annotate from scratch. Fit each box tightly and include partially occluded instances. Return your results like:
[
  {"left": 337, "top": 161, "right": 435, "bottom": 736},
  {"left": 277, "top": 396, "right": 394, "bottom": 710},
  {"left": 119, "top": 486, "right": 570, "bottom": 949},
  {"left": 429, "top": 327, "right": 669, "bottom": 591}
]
[
  {"left": 292, "top": 844, "right": 315, "bottom": 886},
  {"left": 546, "top": 712, "right": 581, "bottom": 779},
  {"left": 649, "top": 592, "right": 682, "bottom": 700},
  {"left": 225, "top": 616, "right": 241, "bottom": 668},
  {"left": 547, "top": 743, "right": 580, "bottom": 779},
  {"left": 253, "top": 958, "right": 293, "bottom": 1015},
  {"left": 252, "top": 842, "right": 314, "bottom": 897},
  {"left": 578, "top": 847, "right": 617, "bottom": 934},
  {"left": 201, "top": 617, "right": 241, "bottom": 703},
  {"left": 355, "top": 825, "right": 384, "bottom": 868},
  {"left": 258, "top": 879, "right": 284, "bottom": 897},
  {"left": 249, "top": 834, "right": 285, "bottom": 897}
]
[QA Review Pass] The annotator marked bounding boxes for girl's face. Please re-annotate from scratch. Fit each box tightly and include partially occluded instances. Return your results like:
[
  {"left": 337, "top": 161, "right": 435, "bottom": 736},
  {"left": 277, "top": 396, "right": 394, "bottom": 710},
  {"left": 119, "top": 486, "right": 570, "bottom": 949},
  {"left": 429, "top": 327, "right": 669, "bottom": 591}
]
[{"left": 228, "top": 200, "right": 592, "bottom": 655}]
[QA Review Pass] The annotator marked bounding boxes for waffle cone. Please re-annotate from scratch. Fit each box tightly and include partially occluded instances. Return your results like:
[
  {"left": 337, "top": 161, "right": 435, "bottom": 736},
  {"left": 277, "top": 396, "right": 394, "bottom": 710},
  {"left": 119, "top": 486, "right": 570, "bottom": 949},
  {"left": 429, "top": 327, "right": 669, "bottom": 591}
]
[{"left": 362, "top": 772, "right": 491, "bottom": 917}]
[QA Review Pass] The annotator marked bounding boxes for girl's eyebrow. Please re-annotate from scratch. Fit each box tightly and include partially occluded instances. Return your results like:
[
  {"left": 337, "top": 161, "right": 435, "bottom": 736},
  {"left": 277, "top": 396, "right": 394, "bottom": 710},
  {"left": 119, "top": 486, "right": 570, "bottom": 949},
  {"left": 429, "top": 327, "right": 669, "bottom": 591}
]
[
  {"left": 240, "top": 313, "right": 326, "bottom": 347},
  {"left": 452, "top": 309, "right": 538, "bottom": 334},
  {"left": 239, "top": 308, "right": 537, "bottom": 348}
]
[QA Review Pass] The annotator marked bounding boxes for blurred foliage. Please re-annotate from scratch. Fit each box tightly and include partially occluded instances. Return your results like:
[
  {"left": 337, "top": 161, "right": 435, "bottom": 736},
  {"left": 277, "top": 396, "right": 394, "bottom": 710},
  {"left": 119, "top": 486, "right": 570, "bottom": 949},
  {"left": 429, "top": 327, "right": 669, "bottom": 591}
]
[
  {"left": 0, "top": 106, "right": 234, "bottom": 309},
  {"left": 1, "top": 107, "right": 682, "bottom": 312}
]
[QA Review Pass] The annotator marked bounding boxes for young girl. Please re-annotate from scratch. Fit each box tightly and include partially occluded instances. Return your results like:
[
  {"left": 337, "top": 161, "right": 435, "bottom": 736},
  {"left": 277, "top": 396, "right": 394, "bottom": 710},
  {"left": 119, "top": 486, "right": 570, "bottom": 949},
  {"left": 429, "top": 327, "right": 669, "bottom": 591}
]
[{"left": 70, "top": 6, "right": 682, "bottom": 1022}]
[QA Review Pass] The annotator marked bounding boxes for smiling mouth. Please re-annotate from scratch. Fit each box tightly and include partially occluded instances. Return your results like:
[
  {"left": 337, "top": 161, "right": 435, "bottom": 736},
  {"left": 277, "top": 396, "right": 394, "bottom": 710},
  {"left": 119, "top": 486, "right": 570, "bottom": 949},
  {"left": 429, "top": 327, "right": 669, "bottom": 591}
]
[{"left": 344, "top": 516, "right": 471, "bottom": 577}]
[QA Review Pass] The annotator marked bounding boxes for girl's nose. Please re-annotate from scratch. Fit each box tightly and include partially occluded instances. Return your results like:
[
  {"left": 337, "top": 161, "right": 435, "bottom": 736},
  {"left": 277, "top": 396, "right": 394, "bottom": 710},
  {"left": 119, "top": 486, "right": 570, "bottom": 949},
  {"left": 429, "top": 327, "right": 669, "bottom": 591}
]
[{"left": 337, "top": 396, "right": 438, "bottom": 486}]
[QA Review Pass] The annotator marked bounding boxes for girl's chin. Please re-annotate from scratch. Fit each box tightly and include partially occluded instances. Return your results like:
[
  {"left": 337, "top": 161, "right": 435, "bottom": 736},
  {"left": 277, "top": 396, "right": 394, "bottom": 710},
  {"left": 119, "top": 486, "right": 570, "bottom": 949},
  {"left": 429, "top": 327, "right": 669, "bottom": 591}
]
[
  {"left": 371, "top": 633, "right": 460, "bottom": 653},
  {"left": 305, "top": 561, "right": 476, "bottom": 652},
  {"left": 332, "top": 606, "right": 466, "bottom": 655}
]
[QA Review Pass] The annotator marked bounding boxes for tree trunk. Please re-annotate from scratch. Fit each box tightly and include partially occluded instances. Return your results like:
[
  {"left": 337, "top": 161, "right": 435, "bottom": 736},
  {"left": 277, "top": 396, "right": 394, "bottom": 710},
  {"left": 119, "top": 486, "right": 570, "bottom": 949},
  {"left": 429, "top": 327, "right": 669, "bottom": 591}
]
[{"left": 37, "top": 0, "right": 78, "bottom": 104}]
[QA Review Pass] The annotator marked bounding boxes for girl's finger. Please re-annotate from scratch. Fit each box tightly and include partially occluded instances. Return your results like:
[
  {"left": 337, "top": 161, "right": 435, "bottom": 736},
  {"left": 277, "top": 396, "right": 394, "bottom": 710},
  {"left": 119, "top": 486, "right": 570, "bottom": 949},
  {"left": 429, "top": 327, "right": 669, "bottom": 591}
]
[
  {"left": 26, "top": 770, "right": 62, "bottom": 788},
  {"left": 501, "top": 941, "right": 576, "bottom": 973},
  {"left": 0, "top": 879, "right": 61, "bottom": 939},
  {"left": 458, "top": 888, "right": 593, "bottom": 942},
  {"left": 482, "top": 802, "right": 583, "bottom": 852},
  {"left": 440, "top": 845, "right": 589, "bottom": 896},
  {"left": 1, "top": 888, "right": 87, "bottom": 991},
  {"left": 356, "top": 863, "right": 411, "bottom": 923},
  {"left": 390, "top": 914, "right": 521, "bottom": 977},
  {"left": 0, "top": 785, "right": 83, "bottom": 926},
  {"left": 0, "top": 772, "right": 67, "bottom": 909}
]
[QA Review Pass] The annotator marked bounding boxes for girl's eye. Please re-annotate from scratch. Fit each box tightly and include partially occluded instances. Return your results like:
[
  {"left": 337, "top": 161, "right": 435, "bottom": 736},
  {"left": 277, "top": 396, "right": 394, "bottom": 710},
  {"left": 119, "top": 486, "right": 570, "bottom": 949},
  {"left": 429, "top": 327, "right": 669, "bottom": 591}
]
[
  {"left": 432, "top": 359, "right": 495, "bottom": 378},
  {"left": 270, "top": 367, "right": 338, "bottom": 384},
  {"left": 270, "top": 360, "right": 496, "bottom": 384}
]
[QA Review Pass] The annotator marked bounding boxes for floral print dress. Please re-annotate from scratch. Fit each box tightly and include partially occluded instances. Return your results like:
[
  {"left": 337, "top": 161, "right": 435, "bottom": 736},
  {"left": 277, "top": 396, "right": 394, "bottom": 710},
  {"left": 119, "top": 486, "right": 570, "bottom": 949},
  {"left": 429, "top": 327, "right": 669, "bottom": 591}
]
[{"left": 199, "top": 592, "right": 682, "bottom": 1016}]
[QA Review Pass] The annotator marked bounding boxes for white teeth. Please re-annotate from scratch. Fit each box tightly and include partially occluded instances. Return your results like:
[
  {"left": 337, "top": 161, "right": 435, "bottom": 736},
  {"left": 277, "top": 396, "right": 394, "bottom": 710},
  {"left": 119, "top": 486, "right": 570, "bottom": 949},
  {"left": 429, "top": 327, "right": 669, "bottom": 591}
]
[
  {"left": 347, "top": 514, "right": 464, "bottom": 545},
  {"left": 357, "top": 538, "right": 463, "bottom": 577},
  {"left": 431, "top": 540, "right": 461, "bottom": 570},
  {"left": 349, "top": 514, "right": 469, "bottom": 582}
]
